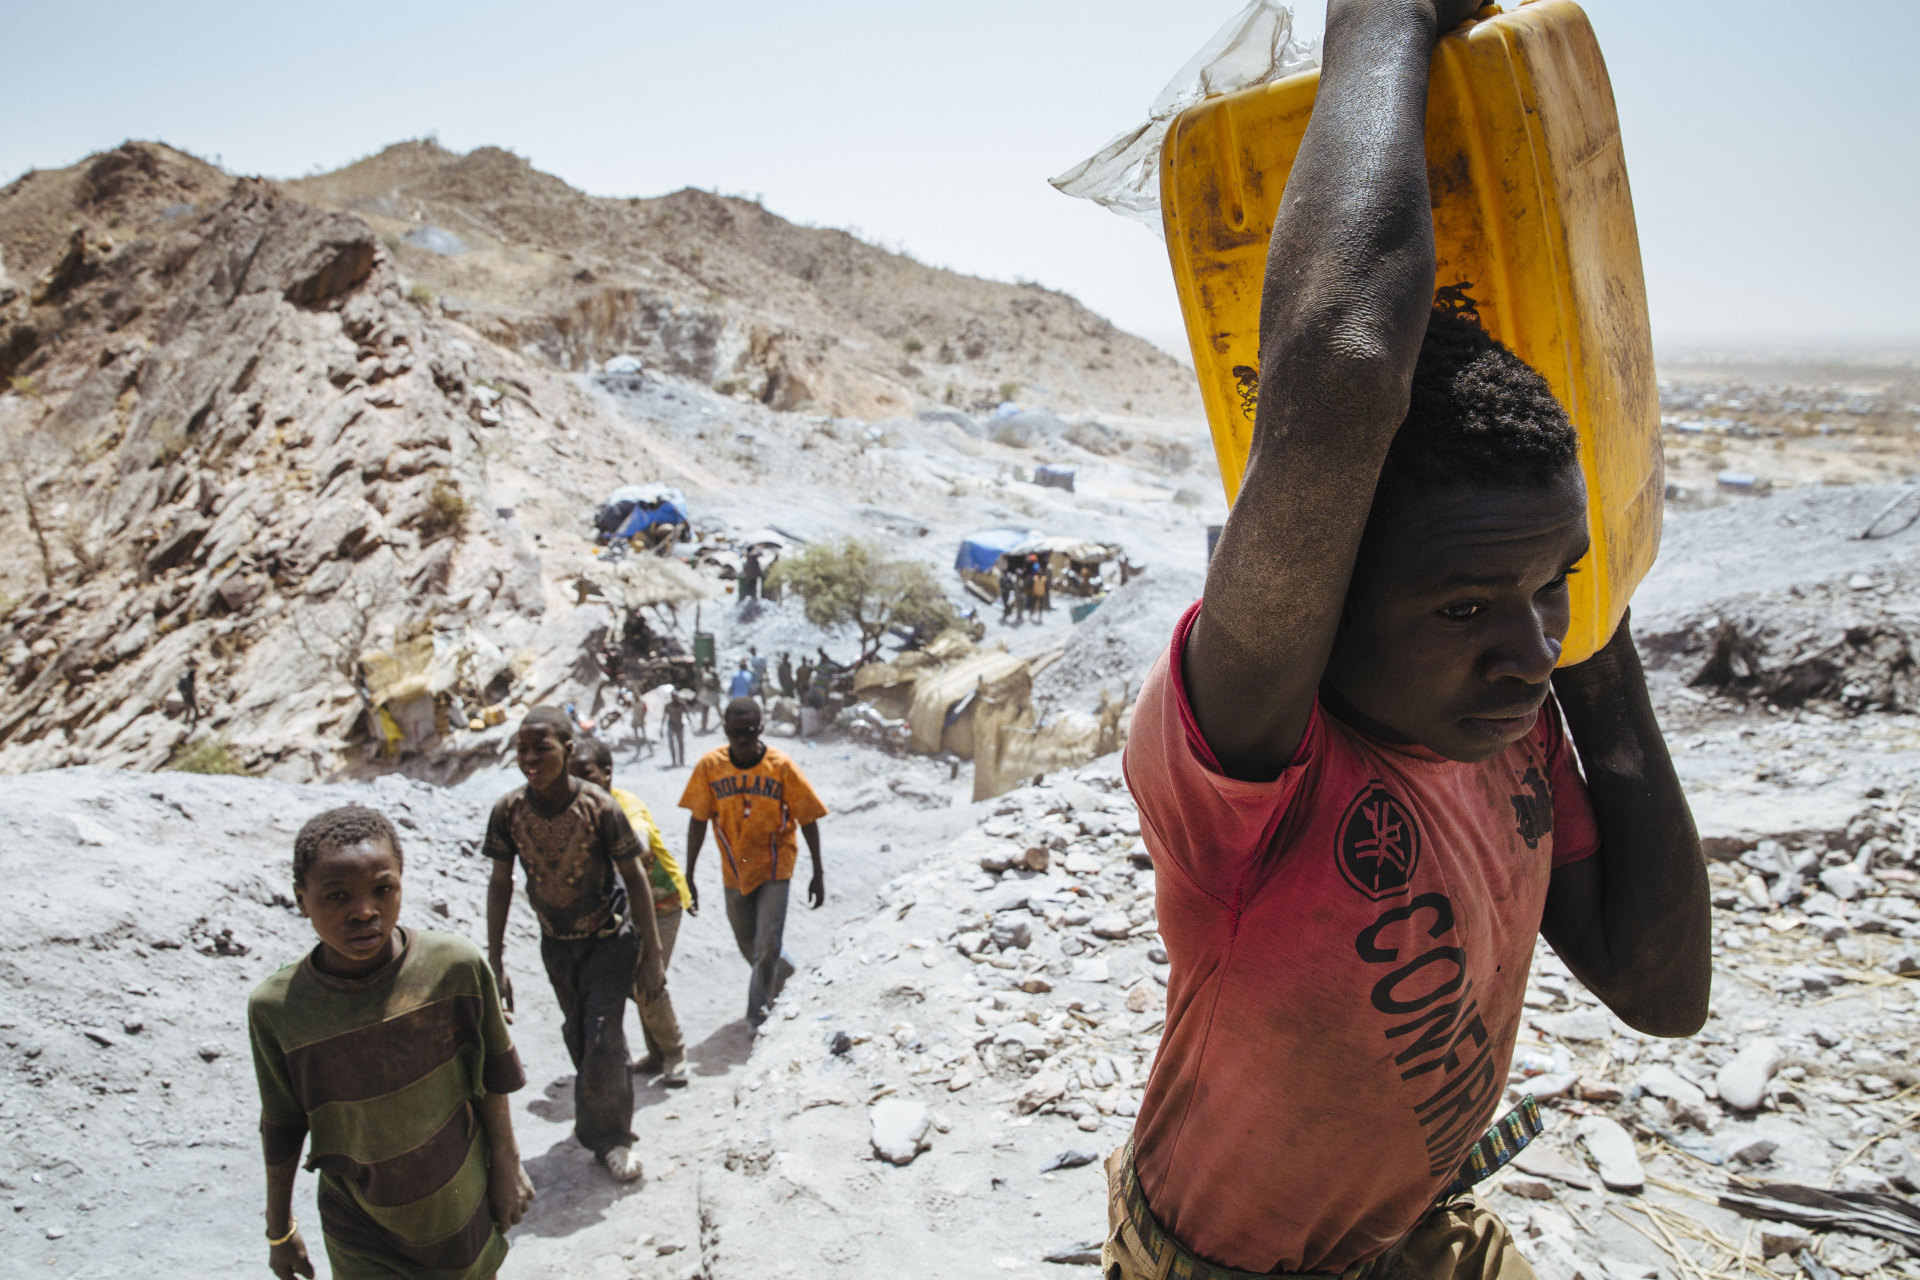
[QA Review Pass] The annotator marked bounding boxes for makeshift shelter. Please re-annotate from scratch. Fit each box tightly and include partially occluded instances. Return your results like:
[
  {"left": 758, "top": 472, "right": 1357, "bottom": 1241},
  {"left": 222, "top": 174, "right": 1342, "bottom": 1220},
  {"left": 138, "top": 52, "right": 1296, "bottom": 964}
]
[
  {"left": 1005, "top": 535, "right": 1118, "bottom": 599},
  {"left": 597, "top": 484, "right": 691, "bottom": 544},
  {"left": 852, "top": 632, "right": 1034, "bottom": 756},
  {"left": 956, "top": 527, "right": 1039, "bottom": 602}
]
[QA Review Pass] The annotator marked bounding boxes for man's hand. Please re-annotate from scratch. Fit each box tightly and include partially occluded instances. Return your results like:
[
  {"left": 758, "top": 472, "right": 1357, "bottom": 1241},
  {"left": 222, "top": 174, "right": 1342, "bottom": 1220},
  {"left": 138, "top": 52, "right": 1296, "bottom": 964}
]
[
  {"left": 490, "top": 953, "right": 514, "bottom": 1023},
  {"left": 268, "top": 1229, "right": 315, "bottom": 1280},
  {"left": 1428, "top": 0, "right": 1486, "bottom": 32},
  {"left": 635, "top": 951, "right": 667, "bottom": 1003},
  {"left": 488, "top": 1157, "right": 535, "bottom": 1229},
  {"left": 807, "top": 867, "right": 825, "bottom": 909}
]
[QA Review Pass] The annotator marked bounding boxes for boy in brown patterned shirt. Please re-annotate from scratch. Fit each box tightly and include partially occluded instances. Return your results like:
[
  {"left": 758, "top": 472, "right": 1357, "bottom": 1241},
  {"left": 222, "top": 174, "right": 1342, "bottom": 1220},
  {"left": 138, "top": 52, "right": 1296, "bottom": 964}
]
[{"left": 485, "top": 706, "right": 666, "bottom": 1182}]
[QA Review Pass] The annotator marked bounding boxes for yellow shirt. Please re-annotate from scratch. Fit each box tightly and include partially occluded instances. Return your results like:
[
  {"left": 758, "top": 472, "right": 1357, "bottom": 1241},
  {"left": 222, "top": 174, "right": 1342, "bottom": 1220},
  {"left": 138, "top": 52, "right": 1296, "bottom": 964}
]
[
  {"left": 610, "top": 787, "right": 691, "bottom": 912},
  {"left": 678, "top": 746, "right": 828, "bottom": 896}
]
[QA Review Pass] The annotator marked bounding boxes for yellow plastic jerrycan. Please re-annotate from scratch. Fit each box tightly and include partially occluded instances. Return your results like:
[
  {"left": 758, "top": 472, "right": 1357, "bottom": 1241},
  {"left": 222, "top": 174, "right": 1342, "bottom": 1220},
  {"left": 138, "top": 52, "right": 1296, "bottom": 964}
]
[{"left": 1161, "top": 0, "right": 1660, "bottom": 666}]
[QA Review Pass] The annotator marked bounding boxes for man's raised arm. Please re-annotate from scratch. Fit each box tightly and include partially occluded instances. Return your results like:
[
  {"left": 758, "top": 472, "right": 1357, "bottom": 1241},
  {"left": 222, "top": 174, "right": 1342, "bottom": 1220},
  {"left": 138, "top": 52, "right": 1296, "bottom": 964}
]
[{"left": 1186, "top": 0, "right": 1480, "bottom": 781}]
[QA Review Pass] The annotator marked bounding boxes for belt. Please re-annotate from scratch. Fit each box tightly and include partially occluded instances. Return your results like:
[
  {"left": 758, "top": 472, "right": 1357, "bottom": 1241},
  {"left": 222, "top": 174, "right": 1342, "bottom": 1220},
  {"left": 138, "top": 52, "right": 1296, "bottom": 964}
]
[{"left": 1114, "top": 1095, "right": 1544, "bottom": 1280}]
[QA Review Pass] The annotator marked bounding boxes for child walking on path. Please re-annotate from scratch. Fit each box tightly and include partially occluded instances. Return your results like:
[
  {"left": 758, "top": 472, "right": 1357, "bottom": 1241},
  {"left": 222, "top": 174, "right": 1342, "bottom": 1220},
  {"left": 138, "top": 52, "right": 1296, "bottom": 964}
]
[
  {"left": 680, "top": 697, "right": 828, "bottom": 1027},
  {"left": 485, "top": 707, "right": 667, "bottom": 1183},
  {"left": 570, "top": 736, "right": 692, "bottom": 1087},
  {"left": 1107, "top": 3, "right": 1709, "bottom": 1277},
  {"left": 250, "top": 805, "right": 533, "bottom": 1280}
]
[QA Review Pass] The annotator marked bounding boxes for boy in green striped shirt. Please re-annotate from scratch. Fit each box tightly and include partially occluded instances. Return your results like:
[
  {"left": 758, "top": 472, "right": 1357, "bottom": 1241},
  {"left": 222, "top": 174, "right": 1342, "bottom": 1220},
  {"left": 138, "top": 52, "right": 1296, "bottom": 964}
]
[{"left": 249, "top": 806, "right": 534, "bottom": 1280}]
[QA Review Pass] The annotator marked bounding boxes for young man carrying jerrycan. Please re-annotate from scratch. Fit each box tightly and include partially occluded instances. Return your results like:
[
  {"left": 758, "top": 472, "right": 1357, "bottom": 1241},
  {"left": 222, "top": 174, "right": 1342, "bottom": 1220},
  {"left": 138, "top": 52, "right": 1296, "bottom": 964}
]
[
  {"left": 1109, "top": 3, "right": 1710, "bottom": 1278},
  {"left": 249, "top": 806, "right": 533, "bottom": 1280},
  {"left": 681, "top": 697, "right": 828, "bottom": 1028},
  {"left": 485, "top": 707, "right": 667, "bottom": 1183}
]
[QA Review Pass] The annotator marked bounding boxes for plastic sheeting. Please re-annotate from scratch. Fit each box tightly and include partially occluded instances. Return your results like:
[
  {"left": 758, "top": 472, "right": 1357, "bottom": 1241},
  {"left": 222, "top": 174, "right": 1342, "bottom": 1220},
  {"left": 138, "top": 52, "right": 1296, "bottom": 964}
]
[
  {"left": 611, "top": 485, "right": 691, "bottom": 540},
  {"left": 955, "top": 528, "right": 1039, "bottom": 576},
  {"left": 1048, "top": 0, "right": 1318, "bottom": 234}
]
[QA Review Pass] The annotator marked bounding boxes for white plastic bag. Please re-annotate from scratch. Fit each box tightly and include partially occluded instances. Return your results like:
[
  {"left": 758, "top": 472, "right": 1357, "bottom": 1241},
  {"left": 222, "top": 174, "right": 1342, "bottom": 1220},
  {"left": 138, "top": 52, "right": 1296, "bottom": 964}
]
[{"left": 1049, "top": 0, "right": 1318, "bottom": 235}]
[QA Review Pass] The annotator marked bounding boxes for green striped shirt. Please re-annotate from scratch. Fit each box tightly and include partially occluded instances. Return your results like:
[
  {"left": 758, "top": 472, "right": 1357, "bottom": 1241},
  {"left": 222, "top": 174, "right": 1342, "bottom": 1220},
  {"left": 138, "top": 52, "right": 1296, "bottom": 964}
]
[{"left": 249, "top": 929, "right": 524, "bottom": 1280}]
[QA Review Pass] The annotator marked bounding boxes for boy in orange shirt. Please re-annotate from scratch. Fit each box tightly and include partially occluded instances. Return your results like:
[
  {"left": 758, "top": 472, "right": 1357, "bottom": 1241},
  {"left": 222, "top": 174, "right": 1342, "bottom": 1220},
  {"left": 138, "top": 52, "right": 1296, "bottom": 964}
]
[{"left": 680, "top": 697, "right": 828, "bottom": 1027}]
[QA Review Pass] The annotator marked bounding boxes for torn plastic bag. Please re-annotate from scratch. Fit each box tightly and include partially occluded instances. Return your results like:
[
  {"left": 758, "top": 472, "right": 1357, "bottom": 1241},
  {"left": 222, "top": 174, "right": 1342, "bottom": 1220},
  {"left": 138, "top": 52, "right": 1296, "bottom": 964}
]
[{"left": 1048, "top": 0, "right": 1318, "bottom": 234}]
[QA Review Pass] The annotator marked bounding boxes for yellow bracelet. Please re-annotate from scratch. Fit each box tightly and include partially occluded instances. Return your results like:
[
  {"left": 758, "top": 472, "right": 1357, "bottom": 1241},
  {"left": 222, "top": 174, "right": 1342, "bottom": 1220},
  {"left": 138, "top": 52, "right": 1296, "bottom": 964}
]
[{"left": 267, "top": 1217, "right": 298, "bottom": 1247}]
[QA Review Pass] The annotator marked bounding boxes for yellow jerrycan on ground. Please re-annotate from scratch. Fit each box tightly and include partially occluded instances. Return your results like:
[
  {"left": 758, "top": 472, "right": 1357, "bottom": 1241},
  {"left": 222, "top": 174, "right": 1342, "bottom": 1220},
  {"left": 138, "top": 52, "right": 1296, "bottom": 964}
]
[{"left": 1161, "top": 0, "right": 1660, "bottom": 666}]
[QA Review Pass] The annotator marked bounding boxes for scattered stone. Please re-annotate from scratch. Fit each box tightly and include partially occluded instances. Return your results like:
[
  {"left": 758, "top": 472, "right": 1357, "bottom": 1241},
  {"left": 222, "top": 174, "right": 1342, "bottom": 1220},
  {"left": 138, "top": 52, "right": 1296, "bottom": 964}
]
[
  {"left": 83, "top": 1030, "right": 114, "bottom": 1048},
  {"left": 1575, "top": 1079, "right": 1624, "bottom": 1103},
  {"left": 1759, "top": 1224, "right": 1811, "bottom": 1258},
  {"left": 1511, "top": 1145, "right": 1596, "bottom": 1190},
  {"left": 947, "top": 1068, "right": 974, "bottom": 1092},
  {"left": 1146, "top": 946, "right": 1168, "bottom": 965},
  {"left": 1041, "top": 1150, "right": 1099, "bottom": 1172},
  {"left": 1073, "top": 957, "right": 1111, "bottom": 983},
  {"left": 1504, "top": 1176, "right": 1556, "bottom": 1200},
  {"left": 1019, "top": 977, "right": 1053, "bottom": 994},
  {"left": 1637, "top": 1064, "right": 1715, "bottom": 1130},
  {"left": 1089, "top": 913, "right": 1132, "bottom": 940},
  {"left": 70, "top": 815, "right": 113, "bottom": 847},
  {"left": 1017, "top": 1070, "right": 1068, "bottom": 1114},
  {"left": 869, "top": 1099, "right": 933, "bottom": 1166},
  {"left": 1717, "top": 1038, "right": 1784, "bottom": 1111},
  {"left": 196, "top": 1043, "right": 224, "bottom": 1062},
  {"left": 1820, "top": 866, "right": 1871, "bottom": 902},
  {"left": 1527, "top": 1072, "right": 1578, "bottom": 1101},
  {"left": 1064, "top": 851, "right": 1102, "bottom": 875},
  {"left": 46, "top": 1225, "right": 67, "bottom": 1240},
  {"left": 828, "top": 1030, "right": 855, "bottom": 1056},
  {"left": 1045, "top": 1243, "right": 1105, "bottom": 1265},
  {"left": 1575, "top": 1115, "right": 1645, "bottom": 1191},
  {"left": 1125, "top": 984, "right": 1154, "bottom": 1013},
  {"left": 1823, "top": 1233, "right": 1896, "bottom": 1275},
  {"left": 1729, "top": 1138, "right": 1779, "bottom": 1166},
  {"left": 991, "top": 918, "right": 1033, "bottom": 951},
  {"left": 1533, "top": 1009, "right": 1611, "bottom": 1043}
]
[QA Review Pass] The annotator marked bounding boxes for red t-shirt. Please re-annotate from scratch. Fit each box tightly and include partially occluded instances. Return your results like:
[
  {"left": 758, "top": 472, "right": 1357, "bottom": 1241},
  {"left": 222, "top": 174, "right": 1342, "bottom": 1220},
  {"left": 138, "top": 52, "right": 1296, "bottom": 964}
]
[{"left": 1122, "top": 603, "right": 1600, "bottom": 1273}]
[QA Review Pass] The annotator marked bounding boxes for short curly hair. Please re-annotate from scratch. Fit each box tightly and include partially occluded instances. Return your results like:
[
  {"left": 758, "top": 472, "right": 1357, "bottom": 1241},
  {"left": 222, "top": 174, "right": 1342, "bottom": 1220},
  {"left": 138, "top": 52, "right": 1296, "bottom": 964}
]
[
  {"left": 293, "top": 805, "right": 404, "bottom": 889},
  {"left": 1370, "top": 305, "right": 1580, "bottom": 519},
  {"left": 520, "top": 705, "right": 575, "bottom": 746}
]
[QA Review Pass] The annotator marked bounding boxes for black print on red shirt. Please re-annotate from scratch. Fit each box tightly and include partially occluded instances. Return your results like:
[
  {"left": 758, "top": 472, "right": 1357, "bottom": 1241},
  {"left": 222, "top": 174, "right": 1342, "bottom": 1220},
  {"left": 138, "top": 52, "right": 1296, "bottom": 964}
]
[
  {"left": 1509, "top": 765, "right": 1553, "bottom": 851},
  {"left": 1337, "top": 781, "right": 1422, "bottom": 900},
  {"left": 1355, "top": 893, "right": 1501, "bottom": 1177}
]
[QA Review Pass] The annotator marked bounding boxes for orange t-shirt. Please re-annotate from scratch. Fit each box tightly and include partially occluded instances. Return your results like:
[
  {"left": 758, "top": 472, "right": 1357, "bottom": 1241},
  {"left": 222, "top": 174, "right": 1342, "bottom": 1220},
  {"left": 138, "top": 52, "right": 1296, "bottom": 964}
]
[
  {"left": 679, "top": 745, "right": 828, "bottom": 896},
  {"left": 1122, "top": 603, "right": 1600, "bottom": 1273}
]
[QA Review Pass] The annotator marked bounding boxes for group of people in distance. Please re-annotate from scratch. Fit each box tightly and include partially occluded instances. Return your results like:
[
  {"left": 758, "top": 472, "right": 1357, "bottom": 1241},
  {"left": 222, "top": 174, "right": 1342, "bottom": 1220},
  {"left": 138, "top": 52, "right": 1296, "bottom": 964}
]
[
  {"left": 999, "top": 551, "right": 1053, "bottom": 625},
  {"left": 250, "top": 696, "right": 826, "bottom": 1280}
]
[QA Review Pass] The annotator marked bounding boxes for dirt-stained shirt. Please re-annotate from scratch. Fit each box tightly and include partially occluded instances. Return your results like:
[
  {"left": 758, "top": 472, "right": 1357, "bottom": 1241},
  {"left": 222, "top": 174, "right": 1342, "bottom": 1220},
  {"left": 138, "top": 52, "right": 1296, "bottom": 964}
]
[
  {"left": 484, "top": 781, "right": 642, "bottom": 939},
  {"left": 1122, "top": 603, "right": 1601, "bottom": 1274},
  {"left": 679, "top": 745, "right": 827, "bottom": 896}
]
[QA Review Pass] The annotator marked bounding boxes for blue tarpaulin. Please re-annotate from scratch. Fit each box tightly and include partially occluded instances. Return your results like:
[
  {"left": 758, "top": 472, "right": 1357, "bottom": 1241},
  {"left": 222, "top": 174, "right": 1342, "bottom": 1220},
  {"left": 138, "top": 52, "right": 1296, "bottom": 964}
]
[
  {"left": 955, "top": 528, "right": 1037, "bottom": 575},
  {"left": 613, "top": 489, "right": 690, "bottom": 539}
]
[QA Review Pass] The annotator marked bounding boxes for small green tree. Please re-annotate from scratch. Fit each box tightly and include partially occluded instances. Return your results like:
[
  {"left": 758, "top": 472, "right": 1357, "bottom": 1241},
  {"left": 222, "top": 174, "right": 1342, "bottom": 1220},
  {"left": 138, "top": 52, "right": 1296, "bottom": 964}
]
[{"left": 767, "top": 539, "right": 958, "bottom": 663}]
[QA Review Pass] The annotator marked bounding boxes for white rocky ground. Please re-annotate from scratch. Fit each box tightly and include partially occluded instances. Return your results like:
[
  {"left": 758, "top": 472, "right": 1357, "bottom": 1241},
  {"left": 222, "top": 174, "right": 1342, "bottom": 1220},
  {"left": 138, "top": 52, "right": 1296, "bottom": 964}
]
[{"left": 11, "top": 482, "right": 1920, "bottom": 1280}]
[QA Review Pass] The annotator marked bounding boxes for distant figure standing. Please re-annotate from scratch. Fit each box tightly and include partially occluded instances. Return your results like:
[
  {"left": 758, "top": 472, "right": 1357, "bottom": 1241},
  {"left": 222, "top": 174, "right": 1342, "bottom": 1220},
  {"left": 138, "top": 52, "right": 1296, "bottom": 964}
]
[
  {"left": 999, "top": 565, "right": 1020, "bottom": 624},
  {"left": 1034, "top": 559, "right": 1052, "bottom": 613},
  {"left": 178, "top": 661, "right": 200, "bottom": 727},
  {"left": 795, "top": 657, "right": 815, "bottom": 701},
  {"left": 664, "top": 691, "right": 688, "bottom": 768},
  {"left": 680, "top": 698, "right": 829, "bottom": 1027},
  {"left": 738, "top": 550, "right": 763, "bottom": 605},
  {"left": 697, "top": 666, "right": 720, "bottom": 733},
  {"left": 777, "top": 651, "right": 795, "bottom": 698},
  {"left": 749, "top": 646, "right": 770, "bottom": 699},
  {"left": 728, "top": 658, "right": 754, "bottom": 701}
]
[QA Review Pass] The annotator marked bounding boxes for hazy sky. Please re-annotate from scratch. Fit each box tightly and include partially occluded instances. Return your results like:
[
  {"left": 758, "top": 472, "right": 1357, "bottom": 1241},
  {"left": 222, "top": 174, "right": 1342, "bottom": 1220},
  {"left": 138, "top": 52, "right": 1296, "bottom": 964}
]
[{"left": 5, "top": 1, "right": 1915, "bottom": 357}]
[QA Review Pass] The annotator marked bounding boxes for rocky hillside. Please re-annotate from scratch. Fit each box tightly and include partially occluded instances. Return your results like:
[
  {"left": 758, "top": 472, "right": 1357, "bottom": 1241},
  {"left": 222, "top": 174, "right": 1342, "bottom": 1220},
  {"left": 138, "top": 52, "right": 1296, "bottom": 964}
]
[
  {"left": 281, "top": 140, "right": 1199, "bottom": 421},
  {"left": 0, "top": 142, "right": 1214, "bottom": 783},
  {"left": 0, "top": 144, "right": 692, "bottom": 779}
]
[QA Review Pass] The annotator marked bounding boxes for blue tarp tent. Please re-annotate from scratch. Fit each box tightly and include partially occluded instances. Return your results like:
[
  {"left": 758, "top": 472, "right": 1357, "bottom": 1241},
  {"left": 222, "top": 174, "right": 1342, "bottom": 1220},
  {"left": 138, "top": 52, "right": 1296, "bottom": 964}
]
[
  {"left": 955, "top": 528, "right": 1037, "bottom": 576},
  {"left": 610, "top": 485, "right": 690, "bottom": 540}
]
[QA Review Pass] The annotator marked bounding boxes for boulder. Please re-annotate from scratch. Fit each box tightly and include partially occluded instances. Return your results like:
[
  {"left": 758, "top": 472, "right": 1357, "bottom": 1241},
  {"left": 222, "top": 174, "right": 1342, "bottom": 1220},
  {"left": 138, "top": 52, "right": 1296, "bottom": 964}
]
[{"left": 869, "top": 1099, "right": 932, "bottom": 1166}]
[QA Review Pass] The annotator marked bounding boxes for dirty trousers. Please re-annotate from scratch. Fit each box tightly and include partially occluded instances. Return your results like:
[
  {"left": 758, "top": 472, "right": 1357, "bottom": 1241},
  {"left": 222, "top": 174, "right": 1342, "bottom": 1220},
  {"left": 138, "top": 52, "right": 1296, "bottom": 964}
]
[
  {"left": 539, "top": 926, "right": 638, "bottom": 1157},
  {"left": 632, "top": 907, "right": 685, "bottom": 1063},
  {"left": 1102, "top": 1145, "right": 1536, "bottom": 1280},
  {"left": 723, "top": 879, "right": 797, "bottom": 1026}
]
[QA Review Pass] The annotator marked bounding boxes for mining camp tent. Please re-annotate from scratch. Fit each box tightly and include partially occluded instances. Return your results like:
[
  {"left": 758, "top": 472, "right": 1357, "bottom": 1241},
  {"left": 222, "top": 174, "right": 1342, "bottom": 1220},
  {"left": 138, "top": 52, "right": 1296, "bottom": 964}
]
[
  {"left": 598, "top": 484, "right": 691, "bottom": 541},
  {"left": 955, "top": 528, "right": 1038, "bottom": 601}
]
